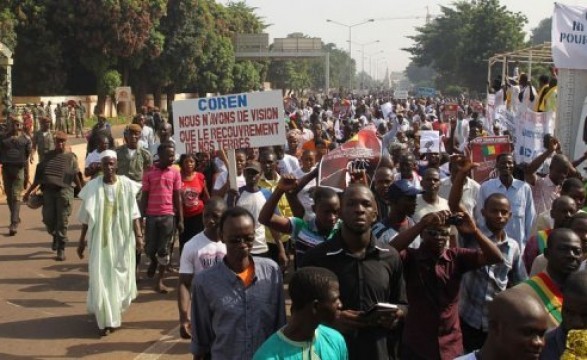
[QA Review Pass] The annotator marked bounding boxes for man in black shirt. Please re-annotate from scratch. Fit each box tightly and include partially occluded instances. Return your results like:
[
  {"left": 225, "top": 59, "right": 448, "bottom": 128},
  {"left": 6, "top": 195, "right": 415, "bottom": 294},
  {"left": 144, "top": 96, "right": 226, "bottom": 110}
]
[{"left": 303, "top": 184, "right": 407, "bottom": 360}]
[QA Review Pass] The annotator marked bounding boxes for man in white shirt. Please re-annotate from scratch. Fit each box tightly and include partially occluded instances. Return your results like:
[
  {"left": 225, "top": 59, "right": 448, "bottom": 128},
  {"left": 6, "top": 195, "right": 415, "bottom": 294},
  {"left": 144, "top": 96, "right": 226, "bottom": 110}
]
[
  {"left": 439, "top": 157, "right": 480, "bottom": 216},
  {"left": 229, "top": 161, "right": 272, "bottom": 256},
  {"left": 148, "top": 123, "right": 177, "bottom": 162},
  {"left": 273, "top": 145, "right": 300, "bottom": 175},
  {"left": 453, "top": 110, "right": 469, "bottom": 151},
  {"left": 178, "top": 198, "right": 227, "bottom": 339},
  {"left": 414, "top": 168, "right": 450, "bottom": 222},
  {"left": 518, "top": 73, "right": 536, "bottom": 112},
  {"left": 134, "top": 114, "right": 155, "bottom": 150}
]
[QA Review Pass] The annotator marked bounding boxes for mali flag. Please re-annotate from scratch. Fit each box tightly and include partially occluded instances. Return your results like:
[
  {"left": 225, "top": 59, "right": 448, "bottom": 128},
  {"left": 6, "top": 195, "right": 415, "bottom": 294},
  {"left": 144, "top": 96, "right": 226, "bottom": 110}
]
[{"left": 482, "top": 145, "right": 496, "bottom": 156}]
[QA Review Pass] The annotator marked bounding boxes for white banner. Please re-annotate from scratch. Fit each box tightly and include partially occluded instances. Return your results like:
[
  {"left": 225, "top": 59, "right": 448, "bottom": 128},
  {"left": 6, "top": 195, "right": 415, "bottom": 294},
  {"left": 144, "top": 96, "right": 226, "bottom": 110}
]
[
  {"left": 495, "top": 106, "right": 555, "bottom": 164},
  {"left": 552, "top": 3, "right": 587, "bottom": 70},
  {"left": 172, "top": 90, "right": 286, "bottom": 154}
]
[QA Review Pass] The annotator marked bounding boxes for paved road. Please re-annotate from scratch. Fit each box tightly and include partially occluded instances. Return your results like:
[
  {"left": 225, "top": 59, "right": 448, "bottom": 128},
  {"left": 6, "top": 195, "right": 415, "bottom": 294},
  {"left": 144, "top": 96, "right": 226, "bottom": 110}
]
[{"left": 0, "top": 124, "right": 190, "bottom": 360}]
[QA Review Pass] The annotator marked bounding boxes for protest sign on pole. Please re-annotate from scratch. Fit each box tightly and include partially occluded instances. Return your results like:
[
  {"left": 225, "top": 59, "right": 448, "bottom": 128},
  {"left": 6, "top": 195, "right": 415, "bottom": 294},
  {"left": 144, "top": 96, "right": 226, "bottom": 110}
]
[
  {"left": 173, "top": 90, "right": 286, "bottom": 189},
  {"left": 515, "top": 110, "right": 556, "bottom": 164},
  {"left": 552, "top": 3, "right": 587, "bottom": 70},
  {"left": 442, "top": 104, "right": 459, "bottom": 122},
  {"left": 172, "top": 90, "right": 286, "bottom": 154},
  {"left": 318, "top": 126, "right": 382, "bottom": 191},
  {"left": 395, "top": 90, "right": 409, "bottom": 100},
  {"left": 494, "top": 106, "right": 555, "bottom": 164},
  {"left": 115, "top": 87, "right": 132, "bottom": 102},
  {"left": 420, "top": 130, "right": 441, "bottom": 154},
  {"left": 381, "top": 102, "right": 393, "bottom": 119},
  {"left": 469, "top": 136, "right": 511, "bottom": 183}
]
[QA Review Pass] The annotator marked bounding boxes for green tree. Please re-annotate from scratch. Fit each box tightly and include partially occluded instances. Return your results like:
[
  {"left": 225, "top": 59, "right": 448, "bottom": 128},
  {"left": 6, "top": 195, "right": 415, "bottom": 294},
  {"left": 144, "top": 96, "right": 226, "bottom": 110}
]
[
  {"left": 405, "top": 0, "right": 526, "bottom": 92},
  {"left": 404, "top": 62, "right": 436, "bottom": 88},
  {"left": 51, "top": 0, "right": 166, "bottom": 111},
  {"left": 0, "top": 4, "right": 17, "bottom": 103},
  {"left": 530, "top": 17, "right": 551, "bottom": 45}
]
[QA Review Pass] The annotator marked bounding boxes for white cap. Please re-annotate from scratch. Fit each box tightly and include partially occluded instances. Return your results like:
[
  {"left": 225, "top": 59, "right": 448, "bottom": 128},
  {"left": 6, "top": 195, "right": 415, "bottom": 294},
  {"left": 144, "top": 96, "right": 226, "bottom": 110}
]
[{"left": 100, "top": 149, "right": 117, "bottom": 160}]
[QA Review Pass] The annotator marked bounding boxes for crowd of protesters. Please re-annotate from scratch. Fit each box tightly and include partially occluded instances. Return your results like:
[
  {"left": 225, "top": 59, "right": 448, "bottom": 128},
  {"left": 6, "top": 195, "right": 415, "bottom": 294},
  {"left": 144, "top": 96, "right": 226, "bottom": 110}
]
[{"left": 1, "top": 70, "right": 586, "bottom": 359}]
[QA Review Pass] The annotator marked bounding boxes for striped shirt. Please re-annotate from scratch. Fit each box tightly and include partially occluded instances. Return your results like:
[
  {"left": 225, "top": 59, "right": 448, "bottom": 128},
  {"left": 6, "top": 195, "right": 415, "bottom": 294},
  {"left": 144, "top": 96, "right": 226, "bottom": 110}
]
[
  {"left": 142, "top": 165, "right": 181, "bottom": 216},
  {"left": 289, "top": 216, "right": 341, "bottom": 266},
  {"left": 459, "top": 227, "right": 527, "bottom": 331}
]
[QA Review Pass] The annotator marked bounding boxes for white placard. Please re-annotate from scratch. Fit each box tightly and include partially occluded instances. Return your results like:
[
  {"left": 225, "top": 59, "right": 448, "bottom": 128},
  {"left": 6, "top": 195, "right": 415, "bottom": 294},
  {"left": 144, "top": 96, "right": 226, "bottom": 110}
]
[
  {"left": 115, "top": 87, "right": 132, "bottom": 102},
  {"left": 381, "top": 102, "right": 393, "bottom": 119},
  {"left": 395, "top": 90, "right": 409, "bottom": 100},
  {"left": 552, "top": 3, "right": 587, "bottom": 70},
  {"left": 172, "top": 90, "right": 286, "bottom": 154},
  {"left": 420, "top": 130, "right": 440, "bottom": 153}
]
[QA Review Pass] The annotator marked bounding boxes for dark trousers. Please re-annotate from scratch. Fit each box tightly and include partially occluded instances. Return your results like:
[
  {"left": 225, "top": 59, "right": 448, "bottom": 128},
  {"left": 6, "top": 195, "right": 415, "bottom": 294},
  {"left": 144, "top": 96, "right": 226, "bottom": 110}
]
[
  {"left": 461, "top": 318, "right": 487, "bottom": 353},
  {"left": 2, "top": 165, "right": 24, "bottom": 225},
  {"left": 42, "top": 186, "right": 73, "bottom": 250},
  {"left": 145, "top": 215, "right": 175, "bottom": 261},
  {"left": 179, "top": 214, "right": 204, "bottom": 256}
]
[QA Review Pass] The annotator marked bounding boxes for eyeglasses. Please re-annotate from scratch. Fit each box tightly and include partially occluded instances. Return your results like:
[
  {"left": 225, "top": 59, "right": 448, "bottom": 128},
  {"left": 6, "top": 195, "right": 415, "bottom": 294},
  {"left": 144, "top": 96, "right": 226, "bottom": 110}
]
[{"left": 424, "top": 229, "right": 450, "bottom": 238}]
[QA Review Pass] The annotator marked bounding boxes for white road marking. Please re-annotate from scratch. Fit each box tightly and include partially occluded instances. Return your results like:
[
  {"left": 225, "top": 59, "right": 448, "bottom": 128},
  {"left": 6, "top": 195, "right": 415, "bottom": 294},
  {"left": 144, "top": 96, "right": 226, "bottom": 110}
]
[{"left": 133, "top": 325, "right": 182, "bottom": 360}]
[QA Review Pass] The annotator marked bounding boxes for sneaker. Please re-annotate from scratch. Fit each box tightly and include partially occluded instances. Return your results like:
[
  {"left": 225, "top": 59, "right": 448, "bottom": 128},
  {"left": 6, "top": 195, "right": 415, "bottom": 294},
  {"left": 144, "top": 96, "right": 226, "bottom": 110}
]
[
  {"left": 8, "top": 224, "right": 17, "bottom": 236},
  {"left": 56, "top": 249, "right": 66, "bottom": 261}
]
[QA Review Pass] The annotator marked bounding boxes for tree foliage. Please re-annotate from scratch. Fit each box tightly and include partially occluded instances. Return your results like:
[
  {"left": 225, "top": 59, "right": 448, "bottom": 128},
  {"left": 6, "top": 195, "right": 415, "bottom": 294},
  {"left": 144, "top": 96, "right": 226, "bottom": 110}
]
[
  {"left": 404, "top": 0, "right": 527, "bottom": 92},
  {"left": 404, "top": 62, "right": 437, "bottom": 88},
  {"left": 266, "top": 35, "right": 355, "bottom": 95},
  {"left": 530, "top": 17, "right": 552, "bottom": 45}
]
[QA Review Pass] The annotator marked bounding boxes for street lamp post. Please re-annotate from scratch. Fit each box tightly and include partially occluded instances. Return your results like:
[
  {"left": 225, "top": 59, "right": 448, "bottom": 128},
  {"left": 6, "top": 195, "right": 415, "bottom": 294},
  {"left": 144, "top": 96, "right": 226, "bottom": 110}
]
[
  {"left": 326, "top": 18, "right": 375, "bottom": 92},
  {"left": 350, "top": 40, "right": 379, "bottom": 90},
  {"left": 376, "top": 58, "right": 387, "bottom": 82},
  {"left": 365, "top": 50, "right": 384, "bottom": 78}
]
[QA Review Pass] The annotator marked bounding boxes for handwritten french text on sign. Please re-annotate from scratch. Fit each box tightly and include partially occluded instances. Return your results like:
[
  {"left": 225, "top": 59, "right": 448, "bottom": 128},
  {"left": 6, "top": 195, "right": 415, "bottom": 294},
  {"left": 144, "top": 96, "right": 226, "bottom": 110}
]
[
  {"left": 470, "top": 136, "right": 511, "bottom": 184},
  {"left": 552, "top": 3, "right": 587, "bottom": 70},
  {"left": 172, "top": 91, "right": 286, "bottom": 154}
]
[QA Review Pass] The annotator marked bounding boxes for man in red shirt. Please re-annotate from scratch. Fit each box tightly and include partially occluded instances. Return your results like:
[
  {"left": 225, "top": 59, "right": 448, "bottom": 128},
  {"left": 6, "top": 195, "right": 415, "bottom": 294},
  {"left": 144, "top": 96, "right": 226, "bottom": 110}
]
[
  {"left": 391, "top": 210, "right": 503, "bottom": 359},
  {"left": 141, "top": 142, "right": 184, "bottom": 293}
]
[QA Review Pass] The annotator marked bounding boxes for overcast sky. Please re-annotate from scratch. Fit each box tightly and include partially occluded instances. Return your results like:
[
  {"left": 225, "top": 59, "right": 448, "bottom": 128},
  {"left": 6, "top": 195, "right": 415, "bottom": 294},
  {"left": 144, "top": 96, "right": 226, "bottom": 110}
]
[{"left": 219, "top": 0, "right": 580, "bottom": 76}]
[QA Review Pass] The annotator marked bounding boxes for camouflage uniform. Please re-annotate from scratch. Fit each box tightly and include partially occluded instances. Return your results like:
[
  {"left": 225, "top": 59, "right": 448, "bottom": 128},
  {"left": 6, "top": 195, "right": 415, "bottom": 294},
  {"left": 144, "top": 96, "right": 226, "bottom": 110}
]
[
  {"left": 0, "top": 120, "right": 32, "bottom": 235},
  {"left": 54, "top": 104, "right": 64, "bottom": 132}
]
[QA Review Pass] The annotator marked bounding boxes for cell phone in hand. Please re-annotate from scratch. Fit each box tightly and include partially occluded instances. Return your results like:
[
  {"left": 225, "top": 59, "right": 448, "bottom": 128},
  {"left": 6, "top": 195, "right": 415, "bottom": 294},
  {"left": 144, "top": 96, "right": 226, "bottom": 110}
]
[{"left": 362, "top": 303, "right": 398, "bottom": 317}]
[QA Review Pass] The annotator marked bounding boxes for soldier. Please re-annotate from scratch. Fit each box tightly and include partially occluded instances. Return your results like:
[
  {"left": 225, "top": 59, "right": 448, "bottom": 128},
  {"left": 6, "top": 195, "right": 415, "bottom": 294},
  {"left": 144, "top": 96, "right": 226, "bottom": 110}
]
[
  {"left": 75, "top": 100, "right": 86, "bottom": 138},
  {"left": 32, "top": 117, "right": 55, "bottom": 163},
  {"left": 64, "top": 103, "right": 73, "bottom": 135},
  {"left": 60, "top": 102, "right": 68, "bottom": 134},
  {"left": 54, "top": 103, "right": 63, "bottom": 132},
  {"left": 23, "top": 131, "right": 82, "bottom": 261},
  {"left": 1, "top": 116, "right": 32, "bottom": 235},
  {"left": 45, "top": 101, "right": 53, "bottom": 130}
]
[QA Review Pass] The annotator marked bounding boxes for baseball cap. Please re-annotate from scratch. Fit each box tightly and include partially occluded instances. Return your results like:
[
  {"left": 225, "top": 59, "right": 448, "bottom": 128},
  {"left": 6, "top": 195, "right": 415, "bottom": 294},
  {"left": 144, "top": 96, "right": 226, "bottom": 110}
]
[
  {"left": 387, "top": 179, "right": 423, "bottom": 200},
  {"left": 244, "top": 160, "right": 261, "bottom": 173}
]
